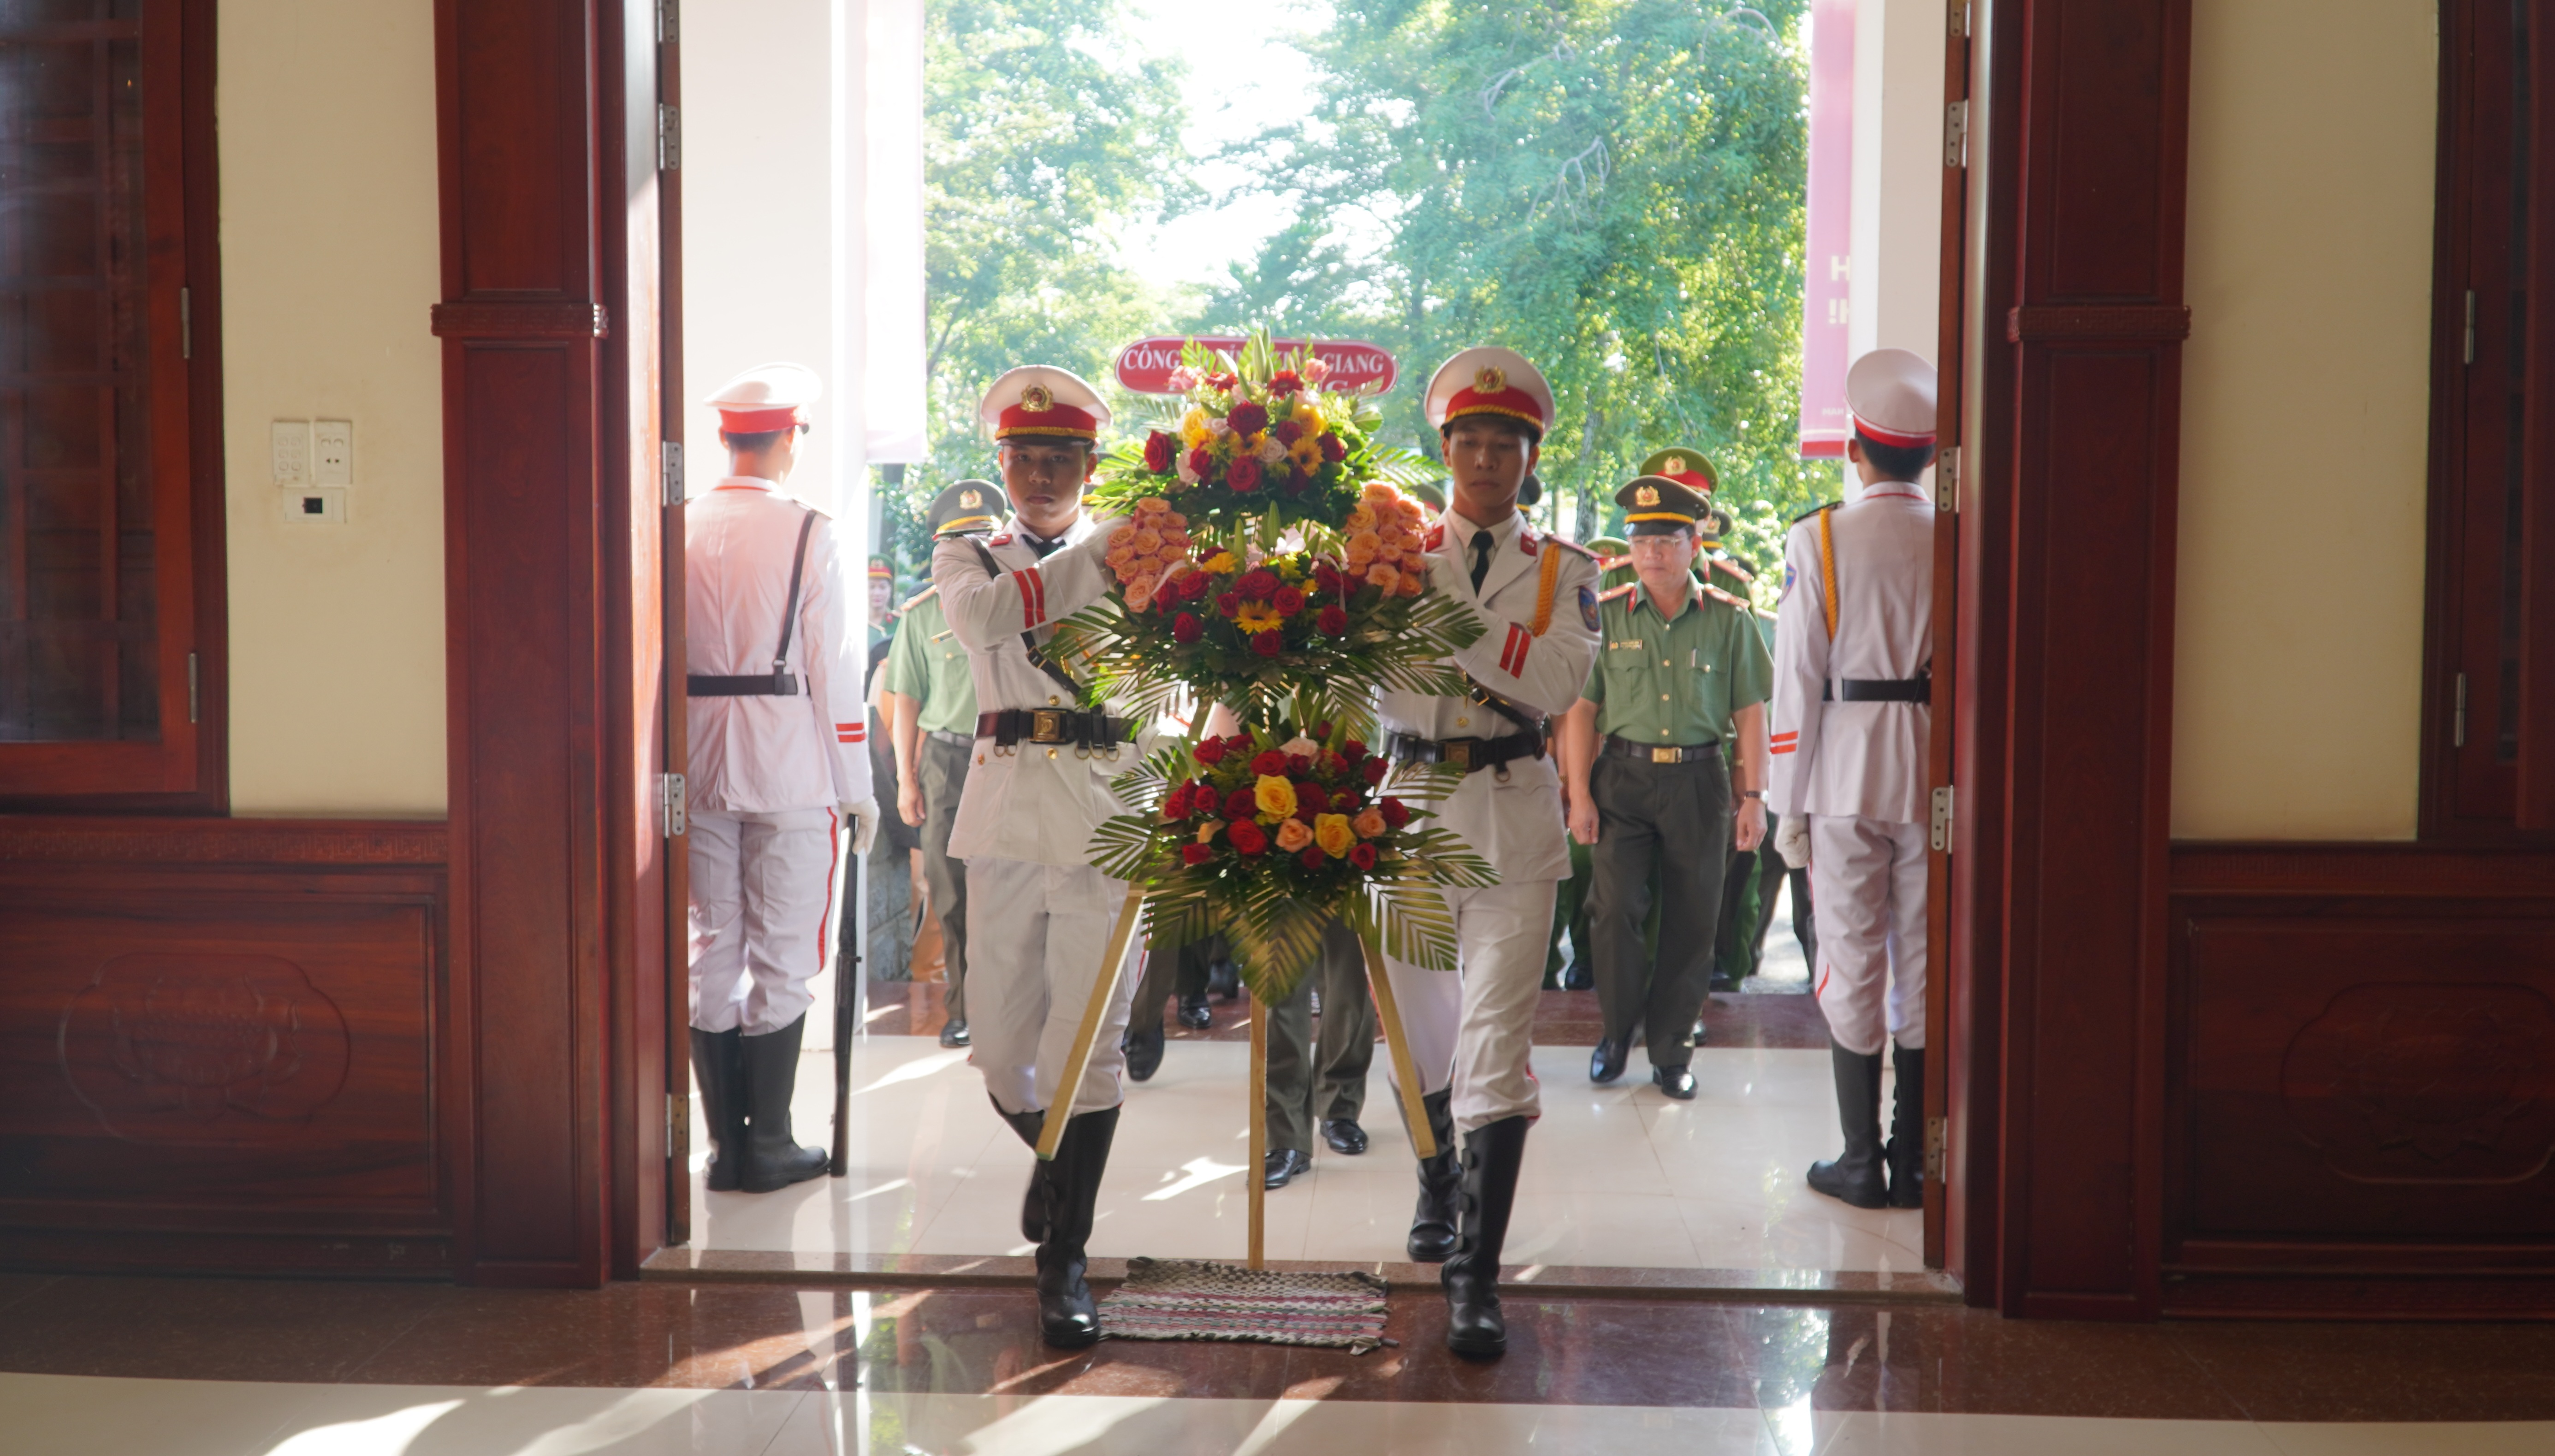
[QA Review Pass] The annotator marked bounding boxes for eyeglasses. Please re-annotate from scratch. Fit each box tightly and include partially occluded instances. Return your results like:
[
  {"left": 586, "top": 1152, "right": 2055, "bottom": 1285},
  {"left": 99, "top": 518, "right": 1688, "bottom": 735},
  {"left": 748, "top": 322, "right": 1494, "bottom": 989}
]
[{"left": 1627, "top": 533, "right": 1694, "bottom": 551}]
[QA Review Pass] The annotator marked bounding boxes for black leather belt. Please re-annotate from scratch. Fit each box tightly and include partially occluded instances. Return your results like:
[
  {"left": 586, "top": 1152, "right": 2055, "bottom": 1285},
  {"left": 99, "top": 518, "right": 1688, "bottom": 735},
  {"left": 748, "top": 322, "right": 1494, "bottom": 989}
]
[
  {"left": 976, "top": 708, "right": 1136, "bottom": 749},
  {"left": 1387, "top": 729, "right": 1543, "bottom": 774},
  {"left": 1602, "top": 734, "right": 1720, "bottom": 764},
  {"left": 689, "top": 672, "right": 800, "bottom": 697},
  {"left": 1824, "top": 674, "right": 1930, "bottom": 702}
]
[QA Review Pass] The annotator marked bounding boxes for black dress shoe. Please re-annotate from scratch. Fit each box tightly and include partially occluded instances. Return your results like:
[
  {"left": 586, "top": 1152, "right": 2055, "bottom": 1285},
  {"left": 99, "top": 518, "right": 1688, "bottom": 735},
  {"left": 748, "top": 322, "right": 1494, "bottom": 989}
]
[
  {"left": 1653, "top": 1065, "right": 1697, "bottom": 1100},
  {"left": 1263, "top": 1148, "right": 1313, "bottom": 1188},
  {"left": 938, "top": 1018, "right": 971, "bottom": 1048},
  {"left": 1175, "top": 992, "right": 1213, "bottom": 1030},
  {"left": 1209, "top": 957, "right": 1242, "bottom": 1000},
  {"left": 1589, "top": 1036, "right": 1629, "bottom": 1084},
  {"left": 1123, "top": 1019, "right": 1164, "bottom": 1082},
  {"left": 1560, "top": 960, "right": 1593, "bottom": 991},
  {"left": 1321, "top": 1118, "right": 1368, "bottom": 1155}
]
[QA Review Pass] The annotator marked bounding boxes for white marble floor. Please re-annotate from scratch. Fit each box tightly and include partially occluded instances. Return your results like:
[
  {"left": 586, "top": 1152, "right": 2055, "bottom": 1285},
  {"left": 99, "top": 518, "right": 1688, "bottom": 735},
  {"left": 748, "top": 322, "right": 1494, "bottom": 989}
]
[
  {"left": 9, "top": 1373, "right": 2547, "bottom": 1456},
  {"left": 692, "top": 1035, "right": 1924, "bottom": 1274}
]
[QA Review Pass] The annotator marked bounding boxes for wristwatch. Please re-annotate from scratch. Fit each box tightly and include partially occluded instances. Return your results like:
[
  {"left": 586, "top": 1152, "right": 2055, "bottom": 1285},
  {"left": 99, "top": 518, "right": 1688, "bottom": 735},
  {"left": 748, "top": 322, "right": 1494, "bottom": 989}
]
[{"left": 1742, "top": 790, "right": 1764, "bottom": 800}]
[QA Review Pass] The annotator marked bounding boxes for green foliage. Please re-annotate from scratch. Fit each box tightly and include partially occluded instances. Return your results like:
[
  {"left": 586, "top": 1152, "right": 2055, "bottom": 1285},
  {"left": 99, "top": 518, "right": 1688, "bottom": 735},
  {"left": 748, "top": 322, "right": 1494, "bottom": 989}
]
[{"left": 1189, "top": 0, "right": 1819, "bottom": 574}]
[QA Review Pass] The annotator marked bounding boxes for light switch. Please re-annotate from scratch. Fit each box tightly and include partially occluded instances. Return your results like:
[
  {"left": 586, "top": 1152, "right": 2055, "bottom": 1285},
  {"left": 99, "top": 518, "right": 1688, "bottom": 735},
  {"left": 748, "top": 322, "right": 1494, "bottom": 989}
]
[
  {"left": 312, "top": 420, "right": 353, "bottom": 485},
  {"left": 271, "top": 420, "right": 309, "bottom": 484}
]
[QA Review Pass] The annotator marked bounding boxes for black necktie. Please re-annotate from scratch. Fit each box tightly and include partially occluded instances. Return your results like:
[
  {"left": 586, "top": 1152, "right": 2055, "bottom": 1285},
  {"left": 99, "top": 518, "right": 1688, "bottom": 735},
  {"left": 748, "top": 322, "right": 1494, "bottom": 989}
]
[
  {"left": 1469, "top": 530, "right": 1494, "bottom": 592},
  {"left": 1025, "top": 531, "right": 1063, "bottom": 560}
]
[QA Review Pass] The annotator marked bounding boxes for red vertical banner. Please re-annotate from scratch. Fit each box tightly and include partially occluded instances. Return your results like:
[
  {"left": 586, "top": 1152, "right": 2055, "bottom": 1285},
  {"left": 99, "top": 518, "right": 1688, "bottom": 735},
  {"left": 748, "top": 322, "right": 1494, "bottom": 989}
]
[{"left": 1798, "top": 0, "right": 1854, "bottom": 458}]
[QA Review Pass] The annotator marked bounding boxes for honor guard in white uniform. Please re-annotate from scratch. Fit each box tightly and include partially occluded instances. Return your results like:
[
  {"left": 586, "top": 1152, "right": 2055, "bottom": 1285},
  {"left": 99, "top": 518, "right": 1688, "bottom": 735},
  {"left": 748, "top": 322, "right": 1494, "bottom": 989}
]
[
  {"left": 1768, "top": 347, "right": 1938, "bottom": 1212},
  {"left": 685, "top": 363, "right": 881, "bottom": 1195},
  {"left": 933, "top": 366, "right": 1144, "bottom": 1349},
  {"left": 1379, "top": 347, "right": 1602, "bottom": 1359}
]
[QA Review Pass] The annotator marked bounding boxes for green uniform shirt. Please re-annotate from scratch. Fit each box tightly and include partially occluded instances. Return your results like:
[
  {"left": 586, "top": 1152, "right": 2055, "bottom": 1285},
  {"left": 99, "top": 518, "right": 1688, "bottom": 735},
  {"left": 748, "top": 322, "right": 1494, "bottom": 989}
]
[
  {"left": 881, "top": 589, "right": 978, "bottom": 734},
  {"left": 1580, "top": 574, "right": 1772, "bottom": 746}
]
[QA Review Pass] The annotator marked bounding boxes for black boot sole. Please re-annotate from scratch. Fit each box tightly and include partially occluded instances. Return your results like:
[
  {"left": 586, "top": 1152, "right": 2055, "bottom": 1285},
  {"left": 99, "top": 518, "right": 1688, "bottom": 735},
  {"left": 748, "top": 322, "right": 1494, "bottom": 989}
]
[{"left": 1806, "top": 1160, "right": 1888, "bottom": 1210}]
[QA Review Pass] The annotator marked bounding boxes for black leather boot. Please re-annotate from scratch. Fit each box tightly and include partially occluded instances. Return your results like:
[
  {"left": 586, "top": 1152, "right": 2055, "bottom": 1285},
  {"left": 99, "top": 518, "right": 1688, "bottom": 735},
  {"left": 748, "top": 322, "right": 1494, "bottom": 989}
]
[
  {"left": 1404, "top": 1089, "right": 1460, "bottom": 1262},
  {"left": 990, "top": 1095, "right": 1057, "bottom": 1243},
  {"left": 738, "top": 1016, "right": 829, "bottom": 1192},
  {"left": 1037, "top": 1103, "right": 1120, "bottom": 1349},
  {"left": 1806, "top": 1039, "right": 1888, "bottom": 1209},
  {"left": 1123, "top": 1018, "right": 1165, "bottom": 1081},
  {"left": 690, "top": 1027, "right": 745, "bottom": 1192},
  {"left": 1442, "top": 1114, "right": 1528, "bottom": 1359},
  {"left": 1886, "top": 1043, "right": 1925, "bottom": 1209}
]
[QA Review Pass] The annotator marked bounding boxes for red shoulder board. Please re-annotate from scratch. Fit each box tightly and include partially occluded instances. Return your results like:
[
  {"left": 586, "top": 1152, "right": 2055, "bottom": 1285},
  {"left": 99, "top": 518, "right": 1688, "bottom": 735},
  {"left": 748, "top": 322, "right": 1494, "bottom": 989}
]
[
  {"left": 1702, "top": 582, "right": 1752, "bottom": 611},
  {"left": 1424, "top": 523, "right": 1446, "bottom": 550},
  {"left": 986, "top": 534, "right": 1013, "bottom": 547},
  {"left": 1550, "top": 537, "right": 1600, "bottom": 561},
  {"left": 1517, "top": 530, "right": 1538, "bottom": 556},
  {"left": 1708, "top": 556, "right": 1755, "bottom": 585},
  {"left": 1598, "top": 582, "right": 1636, "bottom": 604}
]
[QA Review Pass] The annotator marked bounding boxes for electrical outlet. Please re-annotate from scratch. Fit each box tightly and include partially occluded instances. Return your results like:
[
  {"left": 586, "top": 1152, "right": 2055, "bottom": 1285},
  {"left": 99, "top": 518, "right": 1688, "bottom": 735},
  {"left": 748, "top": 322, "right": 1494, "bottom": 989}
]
[
  {"left": 271, "top": 420, "right": 309, "bottom": 484},
  {"left": 282, "top": 487, "right": 348, "bottom": 525},
  {"left": 312, "top": 420, "right": 353, "bottom": 485}
]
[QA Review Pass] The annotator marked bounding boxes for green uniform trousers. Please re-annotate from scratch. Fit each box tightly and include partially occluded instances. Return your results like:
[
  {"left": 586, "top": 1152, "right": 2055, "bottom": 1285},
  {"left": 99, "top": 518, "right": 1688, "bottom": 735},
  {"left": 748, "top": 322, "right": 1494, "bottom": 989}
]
[
  {"left": 919, "top": 732, "right": 973, "bottom": 1022},
  {"left": 1263, "top": 920, "right": 1375, "bottom": 1153},
  {"left": 1588, "top": 751, "right": 1732, "bottom": 1068}
]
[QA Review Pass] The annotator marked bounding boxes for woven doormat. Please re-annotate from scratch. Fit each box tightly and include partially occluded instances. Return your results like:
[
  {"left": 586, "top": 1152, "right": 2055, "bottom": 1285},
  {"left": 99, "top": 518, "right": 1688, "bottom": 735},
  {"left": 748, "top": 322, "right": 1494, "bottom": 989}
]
[{"left": 1097, "top": 1257, "right": 1392, "bottom": 1354}]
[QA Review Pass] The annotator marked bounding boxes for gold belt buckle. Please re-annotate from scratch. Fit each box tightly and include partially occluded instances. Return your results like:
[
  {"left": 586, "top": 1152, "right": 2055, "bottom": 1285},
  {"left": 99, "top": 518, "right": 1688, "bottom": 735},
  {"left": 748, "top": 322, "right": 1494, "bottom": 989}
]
[
  {"left": 1030, "top": 709, "right": 1067, "bottom": 743},
  {"left": 1651, "top": 746, "right": 1679, "bottom": 764},
  {"left": 1443, "top": 740, "right": 1472, "bottom": 770}
]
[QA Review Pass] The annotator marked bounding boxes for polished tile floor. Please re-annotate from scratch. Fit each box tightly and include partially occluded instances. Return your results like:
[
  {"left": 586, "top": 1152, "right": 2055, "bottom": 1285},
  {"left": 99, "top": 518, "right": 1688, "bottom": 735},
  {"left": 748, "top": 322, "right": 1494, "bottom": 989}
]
[
  {"left": 2, "top": 1273, "right": 2550, "bottom": 1454},
  {"left": 694, "top": 1036, "right": 1924, "bottom": 1275}
]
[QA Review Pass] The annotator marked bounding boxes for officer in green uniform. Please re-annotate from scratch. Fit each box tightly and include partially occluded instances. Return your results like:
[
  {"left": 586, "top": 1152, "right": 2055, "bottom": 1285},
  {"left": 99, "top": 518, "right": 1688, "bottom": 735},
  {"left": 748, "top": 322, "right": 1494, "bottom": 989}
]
[
  {"left": 1560, "top": 473, "right": 1772, "bottom": 1099},
  {"left": 1547, "top": 534, "right": 1634, "bottom": 992},
  {"left": 883, "top": 480, "right": 1006, "bottom": 1049}
]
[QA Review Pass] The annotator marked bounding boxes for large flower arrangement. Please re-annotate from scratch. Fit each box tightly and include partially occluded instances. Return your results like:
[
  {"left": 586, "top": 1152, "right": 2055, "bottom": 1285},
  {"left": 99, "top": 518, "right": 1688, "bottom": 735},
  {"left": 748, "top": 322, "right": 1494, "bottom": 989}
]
[{"left": 1064, "top": 333, "right": 1494, "bottom": 993}]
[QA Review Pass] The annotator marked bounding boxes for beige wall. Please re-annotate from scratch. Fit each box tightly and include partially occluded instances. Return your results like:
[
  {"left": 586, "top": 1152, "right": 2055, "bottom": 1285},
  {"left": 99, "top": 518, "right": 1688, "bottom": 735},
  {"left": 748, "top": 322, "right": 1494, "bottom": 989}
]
[
  {"left": 219, "top": 0, "right": 447, "bottom": 817},
  {"left": 2173, "top": 0, "right": 2437, "bottom": 840}
]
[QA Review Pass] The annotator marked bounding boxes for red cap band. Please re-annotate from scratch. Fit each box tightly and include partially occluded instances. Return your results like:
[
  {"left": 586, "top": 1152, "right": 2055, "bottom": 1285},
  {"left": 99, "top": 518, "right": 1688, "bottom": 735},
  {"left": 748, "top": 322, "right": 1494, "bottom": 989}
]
[
  {"left": 1441, "top": 385, "right": 1547, "bottom": 430},
  {"left": 1853, "top": 414, "right": 1936, "bottom": 450},
  {"left": 995, "top": 402, "right": 1099, "bottom": 440},
  {"left": 719, "top": 406, "right": 803, "bottom": 433}
]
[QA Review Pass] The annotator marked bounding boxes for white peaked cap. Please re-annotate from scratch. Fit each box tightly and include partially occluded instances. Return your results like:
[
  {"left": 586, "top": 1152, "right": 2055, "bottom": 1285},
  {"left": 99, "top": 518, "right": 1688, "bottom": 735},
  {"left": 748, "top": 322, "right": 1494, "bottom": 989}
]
[
  {"left": 1423, "top": 346, "right": 1554, "bottom": 432},
  {"left": 705, "top": 362, "right": 822, "bottom": 432},
  {"left": 979, "top": 365, "right": 1111, "bottom": 441},
  {"left": 1845, "top": 348, "right": 1938, "bottom": 449}
]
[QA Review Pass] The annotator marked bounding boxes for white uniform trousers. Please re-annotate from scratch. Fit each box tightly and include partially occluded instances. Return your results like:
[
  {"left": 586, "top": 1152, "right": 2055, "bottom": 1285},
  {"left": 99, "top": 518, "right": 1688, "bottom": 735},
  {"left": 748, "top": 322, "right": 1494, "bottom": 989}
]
[
  {"left": 1807, "top": 814, "right": 1928, "bottom": 1056},
  {"left": 1383, "top": 878, "right": 1558, "bottom": 1136},
  {"left": 688, "top": 806, "right": 842, "bottom": 1036},
  {"left": 965, "top": 856, "right": 1139, "bottom": 1118}
]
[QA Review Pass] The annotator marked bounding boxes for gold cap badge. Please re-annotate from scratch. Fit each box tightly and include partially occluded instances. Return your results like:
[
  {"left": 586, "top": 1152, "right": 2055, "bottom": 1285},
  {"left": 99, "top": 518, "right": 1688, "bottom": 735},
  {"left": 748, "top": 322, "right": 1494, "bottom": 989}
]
[
  {"left": 959, "top": 488, "right": 981, "bottom": 509},
  {"left": 1474, "top": 366, "right": 1506, "bottom": 395},
  {"left": 1635, "top": 484, "right": 1660, "bottom": 507},
  {"left": 1664, "top": 455, "right": 1687, "bottom": 475},
  {"left": 1021, "top": 384, "right": 1054, "bottom": 413}
]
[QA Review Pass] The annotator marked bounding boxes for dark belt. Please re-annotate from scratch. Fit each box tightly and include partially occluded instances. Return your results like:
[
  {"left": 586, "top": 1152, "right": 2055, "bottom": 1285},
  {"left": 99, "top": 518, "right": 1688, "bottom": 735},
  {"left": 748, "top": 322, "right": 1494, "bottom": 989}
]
[
  {"left": 976, "top": 708, "right": 1136, "bottom": 749},
  {"left": 1824, "top": 674, "right": 1930, "bottom": 702},
  {"left": 1601, "top": 733, "right": 1721, "bottom": 765},
  {"left": 1387, "top": 729, "right": 1543, "bottom": 774},
  {"left": 688, "top": 672, "right": 800, "bottom": 697}
]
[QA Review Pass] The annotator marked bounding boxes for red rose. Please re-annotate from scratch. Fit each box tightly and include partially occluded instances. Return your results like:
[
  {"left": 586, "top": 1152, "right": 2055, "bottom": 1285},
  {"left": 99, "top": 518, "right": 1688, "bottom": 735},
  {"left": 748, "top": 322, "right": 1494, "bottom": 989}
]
[
  {"left": 1350, "top": 843, "right": 1378, "bottom": 870},
  {"left": 1381, "top": 796, "right": 1411, "bottom": 828},
  {"left": 1163, "top": 783, "right": 1194, "bottom": 819},
  {"left": 1227, "top": 454, "right": 1262, "bottom": 493},
  {"left": 1188, "top": 446, "right": 1213, "bottom": 477},
  {"left": 1173, "top": 612, "right": 1204, "bottom": 644},
  {"left": 1269, "top": 370, "right": 1303, "bottom": 395},
  {"left": 1183, "top": 842, "right": 1215, "bottom": 867},
  {"left": 1251, "top": 630, "right": 1283, "bottom": 657},
  {"left": 1312, "top": 562, "right": 1342, "bottom": 593},
  {"left": 1341, "top": 738, "right": 1368, "bottom": 762},
  {"left": 1362, "top": 757, "right": 1389, "bottom": 786},
  {"left": 1317, "top": 432, "right": 1346, "bottom": 462},
  {"left": 1237, "top": 568, "right": 1279, "bottom": 600},
  {"left": 1181, "top": 568, "right": 1214, "bottom": 600},
  {"left": 1205, "top": 371, "right": 1238, "bottom": 393},
  {"left": 1298, "top": 781, "right": 1328, "bottom": 815},
  {"left": 1215, "top": 592, "right": 1241, "bottom": 619},
  {"left": 1320, "top": 751, "right": 1348, "bottom": 777},
  {"left": 1225, "top": 787, "right": 1259, "bottom": 820},
  {"left": 1228, "top": 400, "right": 1269, "bottom": 435},
  {"left": 1286, "top": 753, "right": 1313, "bottom": 775},
  {"left": 1193, "top": 737, "right": 1227, "bottom": 766},
  {"left": 1251, "top": 750, "right": 1290, "bottom": 777},
  {"left": 1144, "top": 430, "right": 1177, "bottom": 474},
  {"left": 1273, "top": 586, "right": 1306, "bottom": 616},
  {"left": 1275, "top": 418, "right": 1304, "bottom": 445},
  {"left": 1313, "top": 720, "right": 1333, "bottom": 738},
  {"left": 1228, "top": 819, "right": 1269, "bottom": 855},
  {"left": 1316, "top": 605, "right": 1348, "bottom": 637},
  {"left": 1299, "top": 846, "right": 1326, "bottom": 870}
]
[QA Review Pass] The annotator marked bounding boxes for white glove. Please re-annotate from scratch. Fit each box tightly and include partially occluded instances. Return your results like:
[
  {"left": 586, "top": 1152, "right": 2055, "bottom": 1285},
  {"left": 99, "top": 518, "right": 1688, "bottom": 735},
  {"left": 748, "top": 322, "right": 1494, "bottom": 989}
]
[
  {"left": 843, "top": 799, "right": 880, "bottom": 856},
  {"left": 1774, "top": 814, "right": 1810, "bottom": 870}
]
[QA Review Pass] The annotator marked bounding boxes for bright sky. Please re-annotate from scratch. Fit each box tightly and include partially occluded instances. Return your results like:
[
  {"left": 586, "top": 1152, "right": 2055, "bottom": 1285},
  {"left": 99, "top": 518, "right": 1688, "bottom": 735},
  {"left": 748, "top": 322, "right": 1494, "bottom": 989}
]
[{"left": 1112, "top": 0, "right": 1329, "bottom": 290}]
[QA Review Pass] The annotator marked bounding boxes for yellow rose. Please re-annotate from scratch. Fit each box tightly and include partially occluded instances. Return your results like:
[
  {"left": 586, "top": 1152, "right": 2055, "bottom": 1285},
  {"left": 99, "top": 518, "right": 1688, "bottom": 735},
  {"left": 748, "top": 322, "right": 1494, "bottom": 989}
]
[
  {"left": 1294, "top": 402, "right": 1326, "bottom": 435},
  {"left": 1254, "top": 775, "right": 1298, "bottom": 820},
  {"left": 1314, "top": 813, "right": 1355, "bottom": 858},
  {"left": 1180, "top": 406, "right": 1211, "bottom": 448},
  {"left": 1275, "top": 818, "right": 1315, "bottom": 852},
  {"left": 1197, "top": 820, "right": 1222, "bottom": 844}
]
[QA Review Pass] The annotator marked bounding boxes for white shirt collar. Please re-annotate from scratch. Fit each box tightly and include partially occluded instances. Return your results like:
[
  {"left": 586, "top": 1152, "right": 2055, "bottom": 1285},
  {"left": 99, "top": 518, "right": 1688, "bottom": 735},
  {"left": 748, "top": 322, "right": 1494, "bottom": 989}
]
[
  {"left": 715, "top": 474, "right": 778, "bottom": 493},
  {"left": 1442, "top": 505, "right": 1523, "bottom": 550}
]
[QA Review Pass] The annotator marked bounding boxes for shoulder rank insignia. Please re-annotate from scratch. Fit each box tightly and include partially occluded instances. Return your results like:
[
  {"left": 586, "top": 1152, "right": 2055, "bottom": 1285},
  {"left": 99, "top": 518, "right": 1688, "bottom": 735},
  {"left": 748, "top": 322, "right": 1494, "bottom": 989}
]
[
  {"left": 985, "top": 533, "right": 1014, "bottom": 547},
  {"left": 1598, "top": 582, "right": 1637, "bottom": 604},
  {"left": 900, "top": 583, "right": 941, "bottom": 612},
  {"left": 1702, "top": 582, "right": 1751, "bottom": 611},
  {"left": 1708, "top": 556, "right": 1755, "bottom": 586},
  {"left": 1789, "top": 500, "right": 1844, "bottom": 527},
  {"left": 1550, "top": 536, "right": 1600, "bottom": 561}
]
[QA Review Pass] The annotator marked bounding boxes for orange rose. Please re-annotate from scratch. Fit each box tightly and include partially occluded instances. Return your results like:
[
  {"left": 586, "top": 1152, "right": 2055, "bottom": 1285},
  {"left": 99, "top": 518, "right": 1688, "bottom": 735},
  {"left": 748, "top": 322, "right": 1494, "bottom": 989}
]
[
  {"left": 1367, "top": 563, "right": 1400, "bottom": 591},
  {"left": 1275, "top": 818, "right": 1315, "bottom": 852},
  {"left": 1352, "top": 808, "right": 1387, "bottom": 839}
]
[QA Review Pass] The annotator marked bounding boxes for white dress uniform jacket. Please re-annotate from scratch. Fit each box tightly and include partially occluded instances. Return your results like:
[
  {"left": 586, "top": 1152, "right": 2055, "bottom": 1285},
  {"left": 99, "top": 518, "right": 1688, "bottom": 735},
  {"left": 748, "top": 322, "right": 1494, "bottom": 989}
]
[
  {"left": 1377, "top": 509, "right": 1604, "bottom": 882},
  {"left": 932, "top": 512, "right": 1150, "bottom": 862},
  {"left": 1766, "top": 482, "right": 1933, "bottom": 824},
  {"left": 686, "top": 477, "right": 875, "bottom": 814}
]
